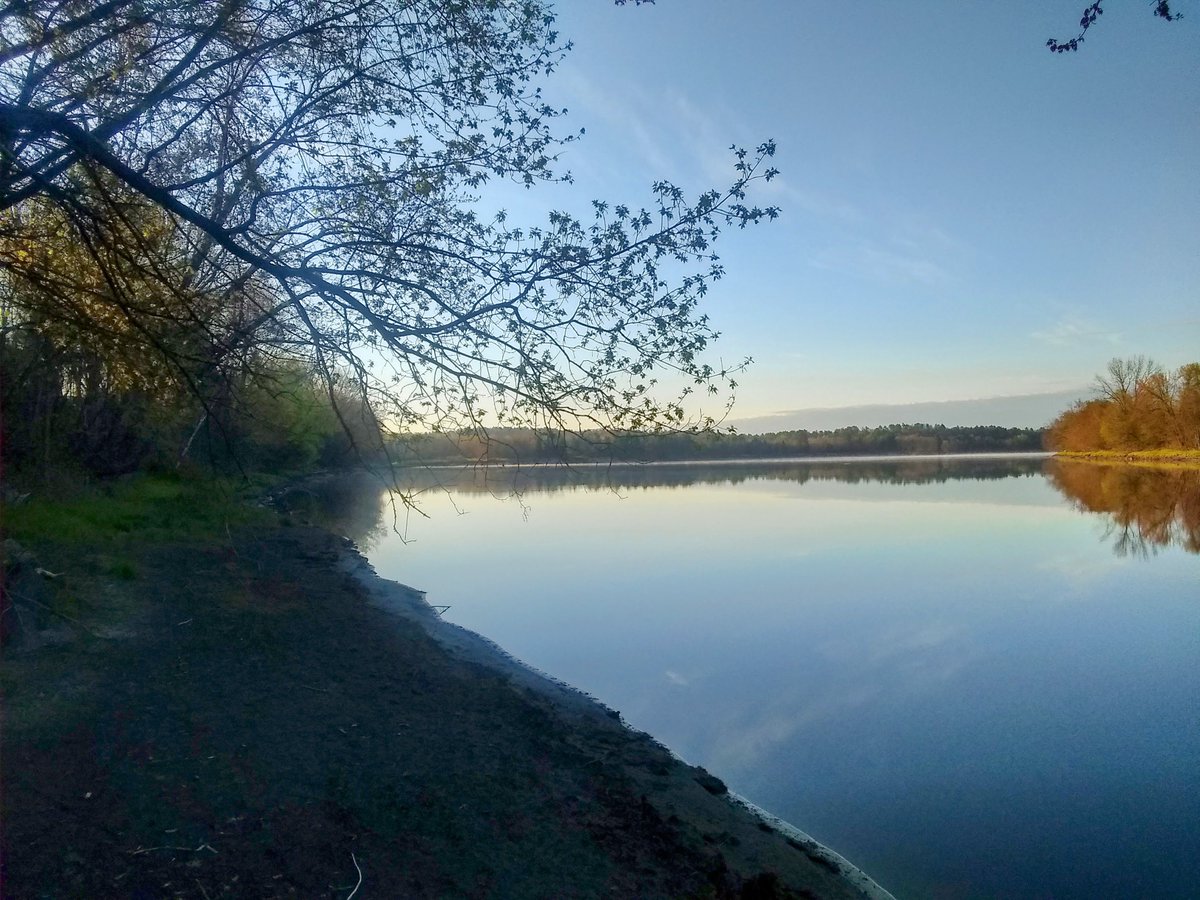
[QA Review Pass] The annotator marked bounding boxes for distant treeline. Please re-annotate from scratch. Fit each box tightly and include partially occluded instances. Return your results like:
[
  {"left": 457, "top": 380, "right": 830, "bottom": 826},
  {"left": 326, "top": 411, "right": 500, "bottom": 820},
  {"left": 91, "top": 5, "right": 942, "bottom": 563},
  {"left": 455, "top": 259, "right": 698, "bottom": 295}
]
[
  {"left": 391, "top": 455, "right": 1046, "bottom": 495},
  {"left": 390, "top": 423, "right": 1044, "bottom": 465},
  {"left": 1045, "top": 358, "right": 1200, "bottom": 453}
]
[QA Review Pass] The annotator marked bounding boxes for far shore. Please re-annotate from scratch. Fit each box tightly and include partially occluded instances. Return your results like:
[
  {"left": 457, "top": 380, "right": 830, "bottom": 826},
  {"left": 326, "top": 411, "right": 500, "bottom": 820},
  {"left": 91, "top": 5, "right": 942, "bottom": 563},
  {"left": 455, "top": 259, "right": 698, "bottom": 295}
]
[
  {"left": 391, "top": 449, "right": 1055, "bottom": 469},
  {"left": 1053, "top": 449, "right": 1200, "bottom": 467}
]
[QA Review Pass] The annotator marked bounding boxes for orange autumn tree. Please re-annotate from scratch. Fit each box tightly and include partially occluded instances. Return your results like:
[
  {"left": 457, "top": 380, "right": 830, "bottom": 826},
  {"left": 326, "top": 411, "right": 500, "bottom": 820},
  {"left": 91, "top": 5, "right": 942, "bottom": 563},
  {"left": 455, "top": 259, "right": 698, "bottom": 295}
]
[{"left": 1045, "top": 358, "right": 1200, "bottom": 453}]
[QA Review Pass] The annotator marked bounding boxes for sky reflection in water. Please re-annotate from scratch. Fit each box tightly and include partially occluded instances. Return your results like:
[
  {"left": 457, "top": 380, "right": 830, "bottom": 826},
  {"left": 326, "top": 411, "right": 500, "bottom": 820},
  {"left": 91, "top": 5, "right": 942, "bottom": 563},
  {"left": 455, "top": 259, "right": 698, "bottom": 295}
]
[{"left": 335, "top": 457, "right": 1198, "bottom": 899}]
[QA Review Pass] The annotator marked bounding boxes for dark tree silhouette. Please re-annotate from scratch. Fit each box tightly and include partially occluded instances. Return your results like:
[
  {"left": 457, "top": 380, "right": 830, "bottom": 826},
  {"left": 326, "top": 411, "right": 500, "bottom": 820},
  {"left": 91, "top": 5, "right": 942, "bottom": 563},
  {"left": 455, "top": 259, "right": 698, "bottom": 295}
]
[
  {"left": 1, "top": 0, "right": 777, "bottom": 461},
  {"left": 1048, "top": 1, "right": 1182, "bottom": 52}
]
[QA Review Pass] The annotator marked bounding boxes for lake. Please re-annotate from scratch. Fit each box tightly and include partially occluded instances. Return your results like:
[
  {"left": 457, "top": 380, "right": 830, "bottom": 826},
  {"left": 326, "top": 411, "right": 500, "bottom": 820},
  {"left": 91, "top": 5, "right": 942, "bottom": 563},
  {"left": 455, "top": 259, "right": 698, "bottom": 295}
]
[{"left": 305, "top": 455, "right": 1199, "bottom": 899}]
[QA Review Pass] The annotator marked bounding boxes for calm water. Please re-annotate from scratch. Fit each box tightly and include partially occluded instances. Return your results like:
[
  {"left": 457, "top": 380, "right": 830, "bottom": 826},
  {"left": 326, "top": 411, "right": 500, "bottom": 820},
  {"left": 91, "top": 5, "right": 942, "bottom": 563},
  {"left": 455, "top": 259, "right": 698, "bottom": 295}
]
[{"left": 307, "top": 456, "right": 1199, "bottom": 899}]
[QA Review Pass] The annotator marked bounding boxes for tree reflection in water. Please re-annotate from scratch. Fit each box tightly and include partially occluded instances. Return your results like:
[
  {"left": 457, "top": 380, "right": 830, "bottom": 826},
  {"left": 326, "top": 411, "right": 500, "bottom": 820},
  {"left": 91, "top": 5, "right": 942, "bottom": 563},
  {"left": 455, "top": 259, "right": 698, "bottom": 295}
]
[
  {"left": 277, "top": 456, "right": 1050, "bottom": 542},
  {"left": 390, "top": 455, "right": 1047, "bottom": 495},
  {"left": 278, "top": 456, "right": 1200, "bottom": 559},
  {"left": 1046, "top": 460, "right": 1200, "bottom": 557}
]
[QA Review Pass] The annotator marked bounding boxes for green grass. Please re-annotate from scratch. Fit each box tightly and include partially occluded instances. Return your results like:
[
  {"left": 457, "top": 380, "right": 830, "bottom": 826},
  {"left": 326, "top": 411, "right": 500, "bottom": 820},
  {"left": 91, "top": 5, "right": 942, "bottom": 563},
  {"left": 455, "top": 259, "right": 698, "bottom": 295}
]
[{"left": 3, "top": 472, "right": 271, "bottom": 547}]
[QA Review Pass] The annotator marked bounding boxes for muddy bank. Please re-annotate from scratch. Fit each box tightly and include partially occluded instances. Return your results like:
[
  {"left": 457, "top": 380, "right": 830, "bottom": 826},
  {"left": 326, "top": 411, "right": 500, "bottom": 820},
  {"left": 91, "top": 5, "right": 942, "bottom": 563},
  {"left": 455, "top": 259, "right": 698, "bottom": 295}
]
[{"left": 2, "top": 522, "right": 891, "bottom": 899}]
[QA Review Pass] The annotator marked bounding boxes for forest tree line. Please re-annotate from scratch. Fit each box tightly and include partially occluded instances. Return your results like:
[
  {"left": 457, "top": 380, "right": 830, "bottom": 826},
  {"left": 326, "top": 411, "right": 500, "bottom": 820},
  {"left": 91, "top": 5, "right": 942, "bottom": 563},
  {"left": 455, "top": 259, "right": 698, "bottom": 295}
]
[
  {"left": 1044, "top": 358, "right": 1200, "bottom": 453},
  {"left": 389, "top": 423, "right": 1044, "bottom": 466}
]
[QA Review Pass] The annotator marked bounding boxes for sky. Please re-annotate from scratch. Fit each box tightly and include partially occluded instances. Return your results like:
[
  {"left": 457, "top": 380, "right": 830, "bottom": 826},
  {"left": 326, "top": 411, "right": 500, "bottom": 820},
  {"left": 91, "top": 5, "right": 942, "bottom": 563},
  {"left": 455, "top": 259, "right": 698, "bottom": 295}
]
[{"left": 481, "top": 1, "right": 1199, "bottom": 429}]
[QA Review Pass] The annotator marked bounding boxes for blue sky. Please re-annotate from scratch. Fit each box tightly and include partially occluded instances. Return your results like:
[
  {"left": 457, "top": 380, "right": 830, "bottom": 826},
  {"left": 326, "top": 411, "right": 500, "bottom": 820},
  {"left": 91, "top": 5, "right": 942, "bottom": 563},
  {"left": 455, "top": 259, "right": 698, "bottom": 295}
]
[{"left": 487, "top": 1, "right": 1199, "bottom": 426}]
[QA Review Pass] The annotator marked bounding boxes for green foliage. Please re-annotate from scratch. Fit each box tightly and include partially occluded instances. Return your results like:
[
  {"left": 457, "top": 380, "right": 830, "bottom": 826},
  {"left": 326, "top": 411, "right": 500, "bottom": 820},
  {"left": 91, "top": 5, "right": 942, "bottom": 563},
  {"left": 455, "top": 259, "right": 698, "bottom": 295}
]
[
  {"left": 233, "top": 364, "right": 343, "bottom": 472},
  {"left": 4, "top": 474, "right": 269, "bottom": 547},
  {"left": 0, "top": 304, "right": 382, "bottom": 479}
]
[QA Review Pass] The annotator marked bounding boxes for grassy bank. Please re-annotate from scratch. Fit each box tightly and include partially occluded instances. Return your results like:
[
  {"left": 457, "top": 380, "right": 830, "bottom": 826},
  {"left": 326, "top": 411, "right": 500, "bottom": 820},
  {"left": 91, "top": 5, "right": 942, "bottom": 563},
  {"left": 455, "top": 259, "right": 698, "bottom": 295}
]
[
  {"left": 2, "top": 474, "right": 269, "bottom": 650},
  {"left": 5, "top": 472, "right": 271, "bottom": 543}
]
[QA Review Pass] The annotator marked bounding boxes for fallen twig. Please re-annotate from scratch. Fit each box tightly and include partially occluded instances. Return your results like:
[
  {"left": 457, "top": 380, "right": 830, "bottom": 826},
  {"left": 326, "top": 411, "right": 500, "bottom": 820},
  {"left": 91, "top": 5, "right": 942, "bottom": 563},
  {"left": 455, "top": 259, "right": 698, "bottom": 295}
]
[
  {"left": 128, "top": 841, "right": 217, "bottom": 856},
  {"left": 346, "top": 853, "right": 363, "bottom": 900}
]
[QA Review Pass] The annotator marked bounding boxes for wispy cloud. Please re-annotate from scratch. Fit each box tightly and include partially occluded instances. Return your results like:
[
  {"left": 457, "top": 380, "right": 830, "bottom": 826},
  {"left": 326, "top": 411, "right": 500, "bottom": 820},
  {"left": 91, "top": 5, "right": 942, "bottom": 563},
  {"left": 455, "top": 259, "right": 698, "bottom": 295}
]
[
  {"left": 1037, "top": 553, "right": 1129, "bottom": 593},
  {"left": 812, "top": 240, "right": 953, "bottom": 287},
  {"left": 558, "top": 70, "right": 800, "bottom": 198},
  {"left": 802, "top": 205, "right": 970, "bottom": 288},
  {"left": 761, "top": 178, "right": 864, "bottom": 225},
  {"left": 890, "top": 217, "right": 966, "bottom": 258},
  {"left": 554, "top": 70, "right": 673, "bottom": 180},
  {"left": 705, "top": 621, "right": 980, "bottom": 775},
  {"left": 556, "top": 71, "right": 733, "bottom": 186},
  {"left": 1031, "top": 315, "right": 1122, "bottom": 347}
]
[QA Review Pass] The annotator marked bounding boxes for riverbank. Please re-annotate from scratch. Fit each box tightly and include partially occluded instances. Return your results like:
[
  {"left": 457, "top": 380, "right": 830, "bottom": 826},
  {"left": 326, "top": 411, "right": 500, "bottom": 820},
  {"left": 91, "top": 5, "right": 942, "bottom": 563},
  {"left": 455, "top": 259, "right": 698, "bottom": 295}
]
[
  {"left": 1054, "top": 449, "right": 1200, "bottom": 468},
  {"left": 2, "top": 484, "right": 891, "bottom": 898}
]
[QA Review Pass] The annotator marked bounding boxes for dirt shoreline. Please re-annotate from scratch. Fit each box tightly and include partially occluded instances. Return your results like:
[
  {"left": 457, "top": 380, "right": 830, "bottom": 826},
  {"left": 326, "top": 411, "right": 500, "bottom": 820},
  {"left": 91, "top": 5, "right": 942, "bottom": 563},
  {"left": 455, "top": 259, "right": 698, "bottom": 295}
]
[
  {"left": 2, "top": 521, "right": 893, "bottom": 899},
  {"left": 344, "top": 542, "right": 895, "bottom": 900},
  {"left": 1053, "top": 450, "right": 1200, "bottom": 466}
]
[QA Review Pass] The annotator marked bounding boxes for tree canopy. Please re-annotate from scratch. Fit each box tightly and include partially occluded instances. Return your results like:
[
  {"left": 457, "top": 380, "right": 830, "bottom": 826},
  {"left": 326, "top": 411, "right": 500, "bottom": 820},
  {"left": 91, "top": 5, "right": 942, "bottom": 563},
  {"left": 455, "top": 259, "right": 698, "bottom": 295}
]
[
  {"left": 1045, "top": 358, "right": 1200, "bottom": 452},
  {"left": 1, "top": 0, "right": 778, "bottom": 476}
]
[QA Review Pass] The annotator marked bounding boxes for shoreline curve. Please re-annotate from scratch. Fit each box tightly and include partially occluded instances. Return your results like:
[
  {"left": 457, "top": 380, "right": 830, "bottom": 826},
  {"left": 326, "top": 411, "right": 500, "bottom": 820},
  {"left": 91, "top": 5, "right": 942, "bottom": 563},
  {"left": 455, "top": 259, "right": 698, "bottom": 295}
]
[{"left": 341, "top": 540, "right": 896, "bottom": 900}]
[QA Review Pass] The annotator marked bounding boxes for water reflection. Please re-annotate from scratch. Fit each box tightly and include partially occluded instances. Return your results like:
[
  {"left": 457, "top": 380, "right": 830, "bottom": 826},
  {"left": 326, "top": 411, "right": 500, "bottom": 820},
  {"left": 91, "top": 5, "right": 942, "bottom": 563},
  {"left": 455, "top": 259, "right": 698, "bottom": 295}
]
[
  {"left": 282, "top": 455, "right": 1052, "bottom": 543},
  {"left": 282, "top": 455, "right": 1200, "bottom": 560},
  {"left": 1046, "top": 460, "right": 1200, "bottom": 556},
  {"left": 388, "top": 453, "right": 1048, "bottom": 496},
  {"left": 282, "top": 454, "right": 1199, "bottom": 899}
]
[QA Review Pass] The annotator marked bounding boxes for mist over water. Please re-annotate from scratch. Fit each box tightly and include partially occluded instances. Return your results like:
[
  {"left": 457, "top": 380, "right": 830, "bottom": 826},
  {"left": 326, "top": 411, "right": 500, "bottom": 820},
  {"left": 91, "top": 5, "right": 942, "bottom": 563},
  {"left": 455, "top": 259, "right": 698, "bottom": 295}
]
[{"left": 298, "top": 457, "right": 1199, "bottom": 899}]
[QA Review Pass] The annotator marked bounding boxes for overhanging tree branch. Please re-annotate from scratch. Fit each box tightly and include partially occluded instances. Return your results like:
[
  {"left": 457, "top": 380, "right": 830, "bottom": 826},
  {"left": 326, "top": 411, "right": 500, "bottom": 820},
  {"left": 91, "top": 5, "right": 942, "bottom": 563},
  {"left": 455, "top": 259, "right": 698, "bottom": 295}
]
[
  {"left": 2, "top": 0, "right": 780, "bottom": 459},
  {"left": 1048, "top": 1, "right": 1182, "bottom": 52}
]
